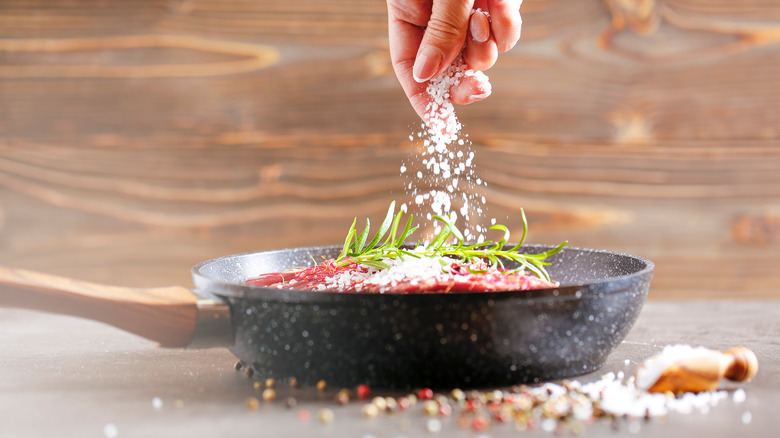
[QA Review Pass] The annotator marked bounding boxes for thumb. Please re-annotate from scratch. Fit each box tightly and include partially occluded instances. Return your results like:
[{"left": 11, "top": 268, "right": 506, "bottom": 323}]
[{"left": 413, "top": 0, "right": 475, "bottom": 83}]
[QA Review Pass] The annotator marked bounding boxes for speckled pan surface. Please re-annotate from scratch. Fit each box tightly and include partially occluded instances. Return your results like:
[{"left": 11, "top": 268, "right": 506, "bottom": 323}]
[{"left": 192, "top": 245, "right": 654, "bottom": 389}]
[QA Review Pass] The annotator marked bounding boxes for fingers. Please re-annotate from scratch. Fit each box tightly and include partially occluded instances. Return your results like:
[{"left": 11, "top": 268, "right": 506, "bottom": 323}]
[
  {"left": 488, "top": 0, "right": 523, "bottom": 52},
  {"left": 463, "top": 10, "right": 497, "bottom": 71},
  {"left": 469, "top": 8, "right": 490, "bottom": 42},
  {"left": 388, "top": 6, "right": 433, "bottom": 121},
  {"left": 449, "top": 72, "right": 492, "bottom": 105},
  {"left": 413, "top": 0, "right": 476, "bottom": 83}
]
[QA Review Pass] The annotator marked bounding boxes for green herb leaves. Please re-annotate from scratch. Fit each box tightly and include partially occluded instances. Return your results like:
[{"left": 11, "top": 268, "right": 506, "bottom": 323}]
[{"left": 336, "top": 202, "right": 567, "bottom": 281}]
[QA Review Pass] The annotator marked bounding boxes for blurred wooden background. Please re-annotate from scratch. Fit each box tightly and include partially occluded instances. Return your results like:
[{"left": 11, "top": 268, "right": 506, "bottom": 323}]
[{"left": 0, "top": 0, "right": 778, "bottom": 298}]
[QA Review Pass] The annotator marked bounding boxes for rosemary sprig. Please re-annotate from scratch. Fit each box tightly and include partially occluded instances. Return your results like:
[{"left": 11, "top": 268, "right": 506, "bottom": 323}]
[{"left": 335, "top": 201, "right": 567, "bottom": 281}]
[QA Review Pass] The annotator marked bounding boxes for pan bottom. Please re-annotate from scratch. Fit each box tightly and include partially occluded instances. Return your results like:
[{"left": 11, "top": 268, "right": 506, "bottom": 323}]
[{"left": 224, "top": 285, "right": 647, "bottom": 389}]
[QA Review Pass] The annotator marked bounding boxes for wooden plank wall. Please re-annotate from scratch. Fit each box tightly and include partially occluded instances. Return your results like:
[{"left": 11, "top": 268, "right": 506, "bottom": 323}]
[{"left": 0, "top": 0, "right": 778, "bottom": 298}]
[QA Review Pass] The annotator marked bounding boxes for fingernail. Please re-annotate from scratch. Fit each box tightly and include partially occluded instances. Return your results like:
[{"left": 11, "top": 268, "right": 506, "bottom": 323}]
[
  {"left": 467, "top": 90, "right": 491, "bottom": 104},
  {"left": 470, "top": 12, "right": 490, "bottom": 43},
  {"left": 413, "top": 47, "right": 442, "bottom": 83}
]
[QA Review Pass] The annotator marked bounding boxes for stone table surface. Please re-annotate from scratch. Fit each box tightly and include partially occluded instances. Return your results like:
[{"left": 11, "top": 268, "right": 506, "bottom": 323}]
[{"left": 1, "top": 300, "right": 778, "bottom": 437}]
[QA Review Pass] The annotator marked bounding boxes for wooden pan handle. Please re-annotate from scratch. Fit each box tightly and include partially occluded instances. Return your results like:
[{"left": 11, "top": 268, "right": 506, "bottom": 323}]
[{"left": 0, "top": 266, "right": 200, "bottom": 347}]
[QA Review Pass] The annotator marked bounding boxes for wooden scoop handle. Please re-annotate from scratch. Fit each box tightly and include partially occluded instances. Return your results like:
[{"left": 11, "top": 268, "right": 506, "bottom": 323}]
[
  {"left": 723, "top": 346, "right": 759, "bottom": 382},
  {"left": 0, "top": 266, "right": 200, "bottom": 347}
]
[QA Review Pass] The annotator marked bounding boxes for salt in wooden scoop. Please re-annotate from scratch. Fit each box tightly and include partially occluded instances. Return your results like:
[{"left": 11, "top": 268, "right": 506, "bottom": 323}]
[{"left": 635, "top": 345, "right": 758, "bottom": 394}]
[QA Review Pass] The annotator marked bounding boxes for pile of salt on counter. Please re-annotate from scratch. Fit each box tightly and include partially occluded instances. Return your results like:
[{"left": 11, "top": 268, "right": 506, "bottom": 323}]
[{"left": 400, "top": 54, "right": 494, "bottom": 242}]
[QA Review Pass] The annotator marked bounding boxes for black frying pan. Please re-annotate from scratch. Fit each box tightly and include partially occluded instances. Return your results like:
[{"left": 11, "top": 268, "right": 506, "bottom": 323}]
[{"left": 1, "top": 244, "right": 653, "bottom": 389}]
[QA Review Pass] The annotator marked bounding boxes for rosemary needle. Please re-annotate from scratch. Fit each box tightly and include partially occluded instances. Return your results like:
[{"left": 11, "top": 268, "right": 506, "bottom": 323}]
[{"left": 335, "top": 202, "right": 567, "bottom": 281}]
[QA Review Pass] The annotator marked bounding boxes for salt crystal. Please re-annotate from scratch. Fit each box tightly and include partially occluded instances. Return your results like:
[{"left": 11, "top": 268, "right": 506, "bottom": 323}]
[
  {"left": 104, "top": 423, "right": 118, "bottom": 438},
  {"left": 733, "top": 388, "right": 746, "bottom": 403},
  {"left": 152, "top": 397, "right": 163, "bottom": 410},
  {"left": 426, "top": 418, "right": 442, "bottom": 433},
  {"left": 742, "top": 411, "right": 752, "bottom": 424}
]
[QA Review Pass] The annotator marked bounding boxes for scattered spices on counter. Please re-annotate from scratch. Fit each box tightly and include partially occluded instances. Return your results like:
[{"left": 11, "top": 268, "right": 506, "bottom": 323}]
[{"left": 232, "top": 345, "right": 756, "bottom": 432}]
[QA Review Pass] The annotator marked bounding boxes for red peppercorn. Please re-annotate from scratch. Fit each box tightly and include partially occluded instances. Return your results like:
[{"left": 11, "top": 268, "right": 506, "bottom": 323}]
[
  {"left": 465, "top": 399, "right": 481, "bottom": 412},
  {"left": 297, "top": 409, "right": 310, "bottom": 421},
  {"left": 356, "top": 384, "right": 371, "bottom": 400},
  {"left": 438, "top": 403, "right": 453, "bottom": 417},
  {"left": 397, "top": 397, "right": 410, "bottom": 410},
  {"left": 418, "top": 388, "right": 434, "bottom": 400},
  {"left": 494, "top": 410, "right": 510, "bottom": 423},
  {"left": 472, "top": 415, "right": 489, "bottom": 431}
]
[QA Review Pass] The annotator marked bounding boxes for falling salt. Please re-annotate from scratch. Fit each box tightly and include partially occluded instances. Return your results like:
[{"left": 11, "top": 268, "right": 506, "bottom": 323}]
[{"left": 400, "top": 53, "right": 493, "bottom": 242}]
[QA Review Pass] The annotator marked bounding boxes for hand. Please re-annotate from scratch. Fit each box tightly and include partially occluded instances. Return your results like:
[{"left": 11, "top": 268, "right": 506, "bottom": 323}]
[{"left": 387, "top": 0, "right": 523, "bottom": 122}]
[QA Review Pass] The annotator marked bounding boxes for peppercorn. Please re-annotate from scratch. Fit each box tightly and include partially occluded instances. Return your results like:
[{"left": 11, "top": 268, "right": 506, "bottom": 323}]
[
  {"left": 253, "top": 381, "right": 262, "bottom": 391},
  {"left": 422, "top": 400, "right": 438, "bottom": 416},
  {"left": 335, "top": 389, "right": 350, "bottom": 405},
  {"left": 243, "top": 367, "right": 254, "bottom": 379},
  {"left": 297, "top": 409, "right": 310, "bottom": 421},
  {"left": 361, "top": 403, "right": 379, "bottom": 418},
  {"left": 265, "top": 378, "right": 275, "bottom": 388},
  {"left": 472, "top": 415, "right": 489, "bottom": 431},
  {"left": 384, "top": 397, "right": 398, "bottom": 412},
  {"left": 371, "top": 396, "right": 387, "bottom": 410},
  {"left": 318, "top": 408, "right": 335, "bottom": 424},
  {"left": 397, "top": 397, "right": 411, "bottom": 410},
  {"left": 418, "top": 388, "right": 434, "bottom": 400},
  {"left": 285, "top": 397, "right": 297, "bottom": 409},
  {"left": 451, "top": 388, "right": 465, "bottom": 403},
  {"left": 234, "top": 361, "right": 244, "bottom": 370},
  {"left": 356, "top": 384, "right": 371, "bottom": 400},
  {"left": 438, "top": 402, "right": 453, "bottom": 417},
  {"left": 289, "top": 377, "right": 299, "bottom": 388},
  {"left": 245, "top": 397, "right": 259, "bottom": 411},
  {"left": 262, "top": 388, "right": 276, "bottom": 402},
  {"left": 316, "top": 380, "right": 328, "bottom": 392}
]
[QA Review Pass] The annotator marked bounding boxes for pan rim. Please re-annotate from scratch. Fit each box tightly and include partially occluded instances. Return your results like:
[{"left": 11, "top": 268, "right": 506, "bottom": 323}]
[{"left": 191, "top": 244, "right": 655, "bottom": 302}]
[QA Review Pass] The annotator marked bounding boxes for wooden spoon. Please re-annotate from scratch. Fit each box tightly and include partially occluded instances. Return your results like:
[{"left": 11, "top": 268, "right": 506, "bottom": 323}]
[{"left": 639, "top": 346, "right": 758, "bottom": 394}]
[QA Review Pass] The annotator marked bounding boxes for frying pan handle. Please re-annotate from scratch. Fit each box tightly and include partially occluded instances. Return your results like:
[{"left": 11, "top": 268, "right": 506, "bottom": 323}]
[{"left": 0, "top": 266, "right": 209, "bottom": 348}]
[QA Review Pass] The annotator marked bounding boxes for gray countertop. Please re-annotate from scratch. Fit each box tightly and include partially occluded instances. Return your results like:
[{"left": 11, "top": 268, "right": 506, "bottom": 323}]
[{"left": 1, "top": 300, "right": 778, "bottom": 437}]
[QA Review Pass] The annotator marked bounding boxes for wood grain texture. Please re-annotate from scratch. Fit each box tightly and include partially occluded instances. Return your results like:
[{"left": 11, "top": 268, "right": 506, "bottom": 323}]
[
  {"left": 0, "top": 266, "right": 199, "bottom": 347},
  {"left": 0, "top": 0, "right": 778, "bottom": 298}
]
